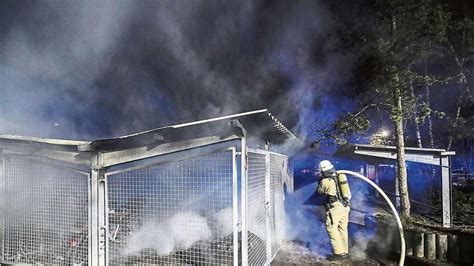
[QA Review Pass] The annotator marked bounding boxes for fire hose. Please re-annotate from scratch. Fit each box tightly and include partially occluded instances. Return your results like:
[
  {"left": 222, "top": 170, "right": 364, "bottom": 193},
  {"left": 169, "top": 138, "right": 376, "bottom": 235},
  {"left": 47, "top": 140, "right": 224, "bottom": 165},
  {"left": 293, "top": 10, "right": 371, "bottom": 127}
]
[{"left": 337, "top": 170, "right": 405, "bottom": 266}]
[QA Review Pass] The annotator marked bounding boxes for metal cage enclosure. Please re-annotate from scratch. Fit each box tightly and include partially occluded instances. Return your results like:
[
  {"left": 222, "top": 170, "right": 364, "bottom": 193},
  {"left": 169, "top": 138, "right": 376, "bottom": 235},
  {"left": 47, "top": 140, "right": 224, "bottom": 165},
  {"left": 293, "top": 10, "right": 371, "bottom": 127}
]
[{"left": 0, "top": 110, "right": 300, "bottom": 265}]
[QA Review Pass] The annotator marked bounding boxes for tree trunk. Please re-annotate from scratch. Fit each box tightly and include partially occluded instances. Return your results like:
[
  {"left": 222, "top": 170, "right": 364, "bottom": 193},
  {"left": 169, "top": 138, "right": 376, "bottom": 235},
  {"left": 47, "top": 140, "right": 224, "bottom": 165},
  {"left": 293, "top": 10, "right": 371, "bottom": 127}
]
[
  {"left": 425, "top": 87, "right": 435, "bottom": 148},
  {"left": 410, "top": 79, "right": 422, "bottom": 148},
  {"left": 394, "top": 88, "right": 411, "bottom": 218},
  {"left": 424, "top": 81, "right": 437, "bottom": 194},
  {"left": 424, "top": 61, "right": 434, "bottom": 148},
  {"left": 447, "top": 105, "right": 461, "bottom": 151},
  {"left": 390, "top": 13, "right": 410, "bottom": 218}
]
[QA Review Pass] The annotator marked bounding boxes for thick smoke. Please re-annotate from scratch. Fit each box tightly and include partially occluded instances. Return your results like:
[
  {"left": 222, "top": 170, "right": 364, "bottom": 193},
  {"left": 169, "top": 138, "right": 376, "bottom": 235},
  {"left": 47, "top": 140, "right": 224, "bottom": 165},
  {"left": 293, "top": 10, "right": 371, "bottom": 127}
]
[{"left": 0, "top": 1, "right": 353, "bottom": 140}]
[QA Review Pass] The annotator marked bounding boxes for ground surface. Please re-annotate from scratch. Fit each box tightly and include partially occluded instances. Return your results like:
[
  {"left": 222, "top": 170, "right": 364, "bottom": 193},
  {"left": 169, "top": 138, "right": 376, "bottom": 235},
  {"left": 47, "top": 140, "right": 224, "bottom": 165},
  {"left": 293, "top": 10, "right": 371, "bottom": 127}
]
[{"left": 271, "top": 241, "right": 383, "bottom": 266}]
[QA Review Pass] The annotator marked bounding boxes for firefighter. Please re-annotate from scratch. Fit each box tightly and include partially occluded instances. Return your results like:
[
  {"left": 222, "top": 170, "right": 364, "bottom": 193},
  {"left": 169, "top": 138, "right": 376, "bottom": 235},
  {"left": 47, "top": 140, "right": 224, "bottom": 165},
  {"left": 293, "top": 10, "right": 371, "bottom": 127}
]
[{"left": 317, "top": 160, "right": 351, "bottom": 260}]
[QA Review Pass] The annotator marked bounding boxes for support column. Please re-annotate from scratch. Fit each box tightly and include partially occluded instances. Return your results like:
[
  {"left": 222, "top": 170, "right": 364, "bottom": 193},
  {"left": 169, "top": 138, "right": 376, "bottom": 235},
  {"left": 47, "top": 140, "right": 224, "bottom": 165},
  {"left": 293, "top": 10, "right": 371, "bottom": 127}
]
[
  {"left": 0, "top": 150, "right": 4, "bottom": 262},
  {"left": 413, "top": 231, "right": 424, "bottom": 258},
  {"left": 436, "top": 233, "right": 448, "bottom": 261},
  {"left": 265, "top": 144, "right": 272, "bottom": 263},
  {"left": 90, "top": 153, "right": 107, "bottom": 266},
  {"left": 424, "top": 232, "right": 436, "bottom": 260},
  {"left": 231, "top": 147, "right": 238, "bottom": 266},
  {"left": 405, "top": 230, "right": 413, "bottom": 256},
  {"left": 440, "top": 156, "right": 452, "bottom": 228},
  {"left": 448, "top": 234, "right": 460, "bottom": 262},
  {"left": 240, "top": 138, "right": 248, "bottom": 266}
]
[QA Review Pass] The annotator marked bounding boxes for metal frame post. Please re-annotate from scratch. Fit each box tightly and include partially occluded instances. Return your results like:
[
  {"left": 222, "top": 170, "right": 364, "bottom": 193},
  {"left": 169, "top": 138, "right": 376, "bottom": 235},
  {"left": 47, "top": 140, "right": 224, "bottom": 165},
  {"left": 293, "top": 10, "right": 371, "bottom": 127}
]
[
  {"left": 440, "top": 155, "right": 452, "bottom": 228},
  {"left": 241, "top": 138, "right": 248, "bottom": 266},
  {"left": 90, "top": 153, "right": 107, "bottom": 266},
  {"left": 0, "top": 150, "right": 4, "bottom": 263},
  {"left": 90, "top": 155, "right": 99, "bottom": 266},
  {"left": 265, "top": 146, "right": 272, "bottom": 263},
  {"left": 99, "top": 170, "right": 107, "bottom": 266},
  {"left": 231, "top": 147, "right": 239, "bottom": 266}
]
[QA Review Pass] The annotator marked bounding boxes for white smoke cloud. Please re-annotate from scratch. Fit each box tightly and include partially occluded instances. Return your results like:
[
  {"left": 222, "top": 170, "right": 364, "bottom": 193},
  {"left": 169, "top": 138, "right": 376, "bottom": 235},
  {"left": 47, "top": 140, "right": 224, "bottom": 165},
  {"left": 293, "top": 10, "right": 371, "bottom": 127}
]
[
  {"left": 350, "top": 230, "right": 369, "bottom": 259},
  {"left": 213, "top": 207, "right": 234, "bottom": 237},
  {"left": 167, "top": 211, "right": 212, "bottom": 249},
  {"left": 122, "top": 208, "right": 235, "bottom": 257},
  {"left": 123, "top": 221, "right": 175, "bottom": 256}
]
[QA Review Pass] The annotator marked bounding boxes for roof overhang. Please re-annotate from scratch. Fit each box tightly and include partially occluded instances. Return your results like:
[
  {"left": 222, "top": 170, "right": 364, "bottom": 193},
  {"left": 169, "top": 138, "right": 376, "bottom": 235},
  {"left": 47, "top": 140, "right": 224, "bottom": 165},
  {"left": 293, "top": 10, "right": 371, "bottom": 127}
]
[
  {"left": 0, "top": 109, "right": 301, "bottom": 166},
  {"left": 334, "top": 144, "right": 455, "bottom": 166},
  {"left": 78, "top": 109, "right": 301, "bottom": 152}
]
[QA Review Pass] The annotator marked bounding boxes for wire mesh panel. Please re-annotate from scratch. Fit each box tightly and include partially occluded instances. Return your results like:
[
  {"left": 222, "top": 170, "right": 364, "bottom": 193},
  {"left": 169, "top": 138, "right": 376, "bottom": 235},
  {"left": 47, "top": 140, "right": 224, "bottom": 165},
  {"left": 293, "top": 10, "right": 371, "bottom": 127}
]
[
  {"left": 0, "top": 155, "right": 4, "bottom": 262},
  {"left": 246, "top": 151, "right": 268, "bottom": 265},
  {"left": 107, "top": 151, "right": 234, "bottom": 265},
  {"left": 1, "top": 155, "right": 89, "bottom": 265},
  {"left": 269, "top": 153, "right": 288, "bottom": 259}
]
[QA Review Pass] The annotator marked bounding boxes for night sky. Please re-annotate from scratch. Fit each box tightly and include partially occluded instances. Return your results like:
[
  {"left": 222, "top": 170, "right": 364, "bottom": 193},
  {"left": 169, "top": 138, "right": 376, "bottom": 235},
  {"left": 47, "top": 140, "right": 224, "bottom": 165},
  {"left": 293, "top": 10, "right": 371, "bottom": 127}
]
[{"left": 0, "top": 1, "right": 356, "bottom": 140}]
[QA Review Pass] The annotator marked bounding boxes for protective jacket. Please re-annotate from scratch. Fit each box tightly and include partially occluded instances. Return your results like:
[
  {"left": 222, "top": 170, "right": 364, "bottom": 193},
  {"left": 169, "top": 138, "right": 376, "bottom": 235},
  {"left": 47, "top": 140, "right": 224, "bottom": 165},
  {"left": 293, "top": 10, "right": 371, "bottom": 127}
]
[
  {"left": 317, "top": 177, "right": 339, "bottom": 210},
  {"left": 317, "top": 176, "right": 350, "bottom": 255}
]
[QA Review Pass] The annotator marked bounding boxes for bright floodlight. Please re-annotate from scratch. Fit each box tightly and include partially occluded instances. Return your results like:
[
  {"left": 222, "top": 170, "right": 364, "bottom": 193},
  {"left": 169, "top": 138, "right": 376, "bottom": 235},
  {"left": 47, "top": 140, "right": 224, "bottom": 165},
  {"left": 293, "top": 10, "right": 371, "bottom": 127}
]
[{"left": 381, "top": 130, "right": 389, "bottom": 137}]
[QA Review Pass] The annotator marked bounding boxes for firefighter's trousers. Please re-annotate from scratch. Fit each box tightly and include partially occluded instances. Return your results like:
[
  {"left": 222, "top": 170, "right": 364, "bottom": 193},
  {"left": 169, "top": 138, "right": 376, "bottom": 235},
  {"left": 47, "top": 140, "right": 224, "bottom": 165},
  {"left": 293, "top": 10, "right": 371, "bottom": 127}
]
[{"left": 325, "top": 201, "right": 350, "bottom": 255}]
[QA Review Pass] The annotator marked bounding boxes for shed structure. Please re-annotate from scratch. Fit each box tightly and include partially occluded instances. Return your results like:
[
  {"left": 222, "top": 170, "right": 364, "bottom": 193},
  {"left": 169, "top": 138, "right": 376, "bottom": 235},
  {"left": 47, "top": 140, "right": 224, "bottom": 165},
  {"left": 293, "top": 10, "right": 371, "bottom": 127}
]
[
  {"left": 335, "top": 144, "right": 455, "bottom": 228},
  {"left": 0, "top": 109, "right": 300, "bottom": 265}
]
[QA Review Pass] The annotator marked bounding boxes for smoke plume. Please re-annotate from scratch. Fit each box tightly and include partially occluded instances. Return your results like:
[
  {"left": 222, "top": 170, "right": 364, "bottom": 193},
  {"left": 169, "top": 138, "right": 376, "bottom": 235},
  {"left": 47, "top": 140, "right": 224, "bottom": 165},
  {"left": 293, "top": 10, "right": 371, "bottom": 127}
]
[{"left": 0, "top": 1, "right": 354, "bottom": 140}]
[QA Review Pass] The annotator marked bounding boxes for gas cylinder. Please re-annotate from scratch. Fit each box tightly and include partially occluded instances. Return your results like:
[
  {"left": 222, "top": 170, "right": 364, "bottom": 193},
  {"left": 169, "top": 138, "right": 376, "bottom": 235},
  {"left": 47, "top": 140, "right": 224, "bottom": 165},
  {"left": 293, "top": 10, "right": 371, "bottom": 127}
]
[{"left": 336, "top": 173, "right": 351, "bottom": 202}]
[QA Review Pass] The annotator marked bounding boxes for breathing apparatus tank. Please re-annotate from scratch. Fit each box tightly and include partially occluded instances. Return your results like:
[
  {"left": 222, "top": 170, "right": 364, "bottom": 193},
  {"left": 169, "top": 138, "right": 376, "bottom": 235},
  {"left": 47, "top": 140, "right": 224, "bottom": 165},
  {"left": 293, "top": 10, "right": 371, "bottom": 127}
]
[
  {"left": 336, "top": 172, "right": 351, "bottom": 204},
  {"left": 319, "top": 160, "right": 351, "bottom": 205}
]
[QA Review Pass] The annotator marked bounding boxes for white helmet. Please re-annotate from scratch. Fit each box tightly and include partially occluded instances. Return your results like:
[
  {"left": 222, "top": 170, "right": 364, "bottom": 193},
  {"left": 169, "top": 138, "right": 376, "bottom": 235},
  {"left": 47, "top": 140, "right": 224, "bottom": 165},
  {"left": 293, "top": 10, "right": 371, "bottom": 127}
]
[{"left": 319, "top": 160, "right": 334, "bottom": 172}]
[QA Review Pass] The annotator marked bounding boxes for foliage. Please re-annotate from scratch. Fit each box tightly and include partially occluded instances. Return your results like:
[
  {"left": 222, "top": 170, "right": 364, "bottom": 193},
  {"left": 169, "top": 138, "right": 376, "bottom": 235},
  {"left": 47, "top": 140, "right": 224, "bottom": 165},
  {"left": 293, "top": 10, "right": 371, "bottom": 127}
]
[
  {"left": 314, "top": 0, "right": 473, "bottom": 146},
  {"left": 453, "top": 186, "right": 474, "bottom": 225},
  {"left": 313, "top": 0, "right": 454, "bottom": 139},
  {"left": 312, "top": 0, "right": 474, "bottom": 217}
]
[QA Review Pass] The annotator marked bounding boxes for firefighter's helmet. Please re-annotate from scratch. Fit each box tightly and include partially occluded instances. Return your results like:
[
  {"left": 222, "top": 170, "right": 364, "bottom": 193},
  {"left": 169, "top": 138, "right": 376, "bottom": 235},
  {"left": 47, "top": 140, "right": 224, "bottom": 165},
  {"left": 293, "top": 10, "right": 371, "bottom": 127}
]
[{"left": 319, "top": 160, "right": 336, "bottom": 177}]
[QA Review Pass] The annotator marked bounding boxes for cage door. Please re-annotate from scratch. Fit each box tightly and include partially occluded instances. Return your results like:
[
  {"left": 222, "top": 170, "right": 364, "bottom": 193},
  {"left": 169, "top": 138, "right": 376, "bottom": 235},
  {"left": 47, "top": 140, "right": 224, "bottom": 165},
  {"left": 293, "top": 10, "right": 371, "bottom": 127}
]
[{"left": 105, "top": 148, "right": 237, "bottom": 265}]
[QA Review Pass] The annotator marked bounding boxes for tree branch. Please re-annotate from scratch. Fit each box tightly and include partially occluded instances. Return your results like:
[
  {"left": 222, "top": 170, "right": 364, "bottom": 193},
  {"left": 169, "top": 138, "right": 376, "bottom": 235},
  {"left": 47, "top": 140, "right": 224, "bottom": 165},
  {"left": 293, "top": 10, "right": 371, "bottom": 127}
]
[{"left": 353, "top": 103, "right": 377, "bottom": 117}]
